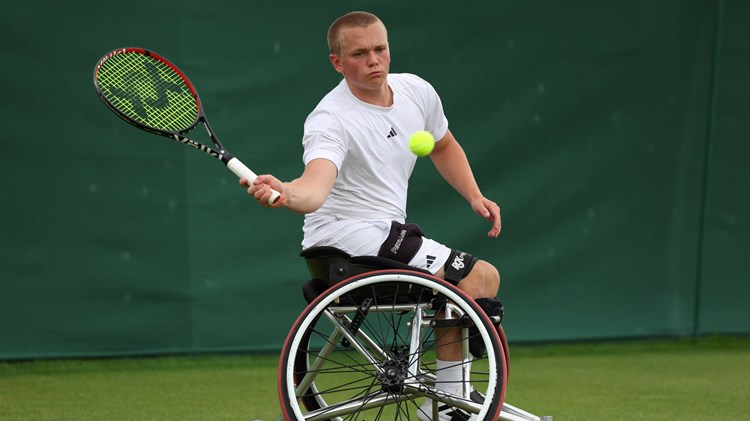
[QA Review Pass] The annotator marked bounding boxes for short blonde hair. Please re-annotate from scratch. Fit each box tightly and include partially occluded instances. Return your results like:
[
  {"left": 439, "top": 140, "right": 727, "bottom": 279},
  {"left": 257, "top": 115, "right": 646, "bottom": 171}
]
[{"left": 327, "top": 11, "right": 384, "bottom": 55}]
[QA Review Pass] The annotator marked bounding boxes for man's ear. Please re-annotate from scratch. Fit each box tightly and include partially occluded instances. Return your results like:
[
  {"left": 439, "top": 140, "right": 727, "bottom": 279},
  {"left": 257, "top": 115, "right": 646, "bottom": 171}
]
[{"left": 329, "top": 54, "right": 344, "bottom": 74}]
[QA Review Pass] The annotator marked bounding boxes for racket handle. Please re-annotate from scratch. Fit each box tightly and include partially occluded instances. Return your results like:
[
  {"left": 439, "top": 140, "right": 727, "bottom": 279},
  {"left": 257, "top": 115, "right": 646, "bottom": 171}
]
[{"left": 227, "top": 158, "right": 281, "bottom": 205}]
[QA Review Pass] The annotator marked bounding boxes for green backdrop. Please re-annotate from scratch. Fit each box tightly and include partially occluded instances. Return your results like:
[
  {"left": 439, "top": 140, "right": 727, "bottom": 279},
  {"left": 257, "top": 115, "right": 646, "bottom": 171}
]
[{"left": 1, "top": 0, "right": 748, "bottom": 359}]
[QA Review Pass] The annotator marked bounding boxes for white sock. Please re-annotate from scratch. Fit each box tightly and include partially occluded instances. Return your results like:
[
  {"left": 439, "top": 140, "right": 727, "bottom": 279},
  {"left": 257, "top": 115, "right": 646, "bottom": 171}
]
[{"left": 434, "top": 359, "right": 471, "bottom": 394}]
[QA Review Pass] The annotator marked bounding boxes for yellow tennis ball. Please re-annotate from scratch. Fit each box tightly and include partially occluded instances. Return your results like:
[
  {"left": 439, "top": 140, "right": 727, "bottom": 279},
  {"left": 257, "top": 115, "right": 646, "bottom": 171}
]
[{"left": 409, "top": 130, "right": 435, "bottom": 157}]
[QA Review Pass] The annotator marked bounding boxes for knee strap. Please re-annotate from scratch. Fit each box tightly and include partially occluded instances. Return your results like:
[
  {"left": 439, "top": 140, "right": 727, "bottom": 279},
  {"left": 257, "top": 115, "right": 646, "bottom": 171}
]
[
  {"left": 470, "top": 297, "right": 504, "bottom": 358},
  {"left": 443, "top": 249, "right": 478, "bottom": 285},
  {"left": 475, "top": 297, "right": 504, "bottom": 325}
]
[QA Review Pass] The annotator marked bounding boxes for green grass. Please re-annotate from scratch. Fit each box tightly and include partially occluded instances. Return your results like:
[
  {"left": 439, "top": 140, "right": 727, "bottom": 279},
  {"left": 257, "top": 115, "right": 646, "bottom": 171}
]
[
  {"left": 504, "top": 336, "right": 750, "bottom": 420},
  {"left": 1, "top": 336, "right": 749, "bottom": 420},
  {"left": 0, "top": 355, "right": 279, "bottom": 420}
]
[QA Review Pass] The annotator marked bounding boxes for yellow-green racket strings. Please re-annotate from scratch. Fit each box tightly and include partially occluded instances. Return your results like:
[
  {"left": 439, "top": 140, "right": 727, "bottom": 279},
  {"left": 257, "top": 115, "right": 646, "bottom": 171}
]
[{"left": 97, "top": 52, "right": 198, "bottom": 132}]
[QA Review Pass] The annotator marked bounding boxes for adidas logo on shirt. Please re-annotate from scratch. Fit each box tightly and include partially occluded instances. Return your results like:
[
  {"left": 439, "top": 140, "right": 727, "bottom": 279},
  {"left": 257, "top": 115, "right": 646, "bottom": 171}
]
[{"left": 386, "top": 127, "right": 397, "bottom": 138}]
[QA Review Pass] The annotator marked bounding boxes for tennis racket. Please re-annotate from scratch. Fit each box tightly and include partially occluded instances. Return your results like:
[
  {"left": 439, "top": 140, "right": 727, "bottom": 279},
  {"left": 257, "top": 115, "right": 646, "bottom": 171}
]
[{"left": 93, "top": 47, "right": 280, "bottom": 204}]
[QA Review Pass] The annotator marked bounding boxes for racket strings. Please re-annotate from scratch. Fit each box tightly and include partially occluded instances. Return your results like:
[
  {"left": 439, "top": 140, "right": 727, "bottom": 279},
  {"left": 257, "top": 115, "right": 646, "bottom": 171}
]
[{"left": 97, "top": 52, "right": 198, "bottom": 132}]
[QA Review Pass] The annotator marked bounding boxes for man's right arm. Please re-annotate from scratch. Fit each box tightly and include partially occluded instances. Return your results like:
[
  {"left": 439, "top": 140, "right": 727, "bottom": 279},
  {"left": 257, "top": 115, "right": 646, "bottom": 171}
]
[{"left": 241, "top": 158, "right": 337, "bottom": 214}]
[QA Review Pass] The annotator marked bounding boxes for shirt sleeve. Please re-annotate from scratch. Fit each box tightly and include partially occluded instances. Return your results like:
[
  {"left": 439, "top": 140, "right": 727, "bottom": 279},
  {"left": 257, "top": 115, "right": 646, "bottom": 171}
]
[
  {"left": 416, "top": 76, "right": 449, "bottom": 142},
  {"left": 302, "top": 109, "right": 347, "bottom": 171}
]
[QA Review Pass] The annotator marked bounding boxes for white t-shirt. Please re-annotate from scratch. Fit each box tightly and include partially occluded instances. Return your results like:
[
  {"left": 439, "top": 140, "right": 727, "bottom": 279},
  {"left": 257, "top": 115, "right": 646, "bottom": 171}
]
[{"left": 301, "top": 73, "right": 449, "bottom": 253}]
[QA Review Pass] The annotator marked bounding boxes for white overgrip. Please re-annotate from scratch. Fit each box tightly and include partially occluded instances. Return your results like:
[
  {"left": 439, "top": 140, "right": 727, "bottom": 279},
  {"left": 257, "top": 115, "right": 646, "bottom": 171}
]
[{"left": 227, "top": 157, "right": 281, "bottom": 205}]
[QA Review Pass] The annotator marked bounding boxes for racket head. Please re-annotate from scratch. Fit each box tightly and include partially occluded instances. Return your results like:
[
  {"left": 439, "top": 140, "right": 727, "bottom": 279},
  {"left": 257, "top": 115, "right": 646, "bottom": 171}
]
[{"left": 93, "top": 48, "right": 202, "bottom": 136}]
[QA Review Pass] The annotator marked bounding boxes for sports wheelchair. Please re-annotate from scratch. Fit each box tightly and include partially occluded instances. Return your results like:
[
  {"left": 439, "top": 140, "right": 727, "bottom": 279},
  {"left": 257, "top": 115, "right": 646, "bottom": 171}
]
[{"left": 277, "top": 247, "right": 551, "bottom": 421}]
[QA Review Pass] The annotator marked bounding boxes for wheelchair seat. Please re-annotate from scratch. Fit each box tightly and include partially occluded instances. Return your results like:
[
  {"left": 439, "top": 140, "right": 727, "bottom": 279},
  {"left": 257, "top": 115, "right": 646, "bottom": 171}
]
[{"left": 300, "top": 246, "right": 431, "bottom": 304}]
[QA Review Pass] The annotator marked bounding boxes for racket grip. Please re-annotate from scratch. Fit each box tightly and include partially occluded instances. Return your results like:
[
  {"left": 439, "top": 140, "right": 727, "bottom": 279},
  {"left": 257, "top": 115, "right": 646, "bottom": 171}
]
[{"left": 227, "top": 158, "right": 281, "bottom": 205}]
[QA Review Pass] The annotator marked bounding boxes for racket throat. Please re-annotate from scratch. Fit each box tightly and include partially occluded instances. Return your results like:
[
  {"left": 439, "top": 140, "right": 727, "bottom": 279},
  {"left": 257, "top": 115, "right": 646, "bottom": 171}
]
[{"left": 173, "top": 134, "right": 233, "bottom": 163}]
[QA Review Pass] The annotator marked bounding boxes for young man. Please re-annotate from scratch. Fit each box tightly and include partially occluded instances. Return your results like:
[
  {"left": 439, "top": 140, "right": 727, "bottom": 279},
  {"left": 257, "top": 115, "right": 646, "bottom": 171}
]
[{"left": 243, "top": 11, "right": 503, "bottom": 420}]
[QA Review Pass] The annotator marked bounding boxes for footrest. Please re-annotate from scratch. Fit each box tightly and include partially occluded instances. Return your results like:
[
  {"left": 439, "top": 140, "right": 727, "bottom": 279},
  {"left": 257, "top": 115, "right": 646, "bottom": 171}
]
[{"left": 500, "top": 402, "right": 552, "bottom": 421}]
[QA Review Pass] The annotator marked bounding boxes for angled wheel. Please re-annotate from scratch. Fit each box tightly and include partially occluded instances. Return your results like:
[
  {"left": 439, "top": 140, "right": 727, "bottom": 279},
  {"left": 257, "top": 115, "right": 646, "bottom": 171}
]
[{"left": 278, "top": 270, "right": 507, "bottom": 420}]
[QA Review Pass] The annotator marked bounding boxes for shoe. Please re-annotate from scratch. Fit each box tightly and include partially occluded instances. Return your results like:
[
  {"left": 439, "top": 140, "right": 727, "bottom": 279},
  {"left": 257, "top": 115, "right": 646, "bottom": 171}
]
[
  {"left": 416, "top": 402, "right": 476, "bottom": 421},
  {"left": 416, "top": 390, "right": 485, "bottom": 421}
]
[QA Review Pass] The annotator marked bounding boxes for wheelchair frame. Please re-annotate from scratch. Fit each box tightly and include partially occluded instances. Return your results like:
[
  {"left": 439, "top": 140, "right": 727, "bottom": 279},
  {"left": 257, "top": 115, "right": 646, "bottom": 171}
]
[{"left": 276, "top": 248, "right": 551, "bottom": 421}]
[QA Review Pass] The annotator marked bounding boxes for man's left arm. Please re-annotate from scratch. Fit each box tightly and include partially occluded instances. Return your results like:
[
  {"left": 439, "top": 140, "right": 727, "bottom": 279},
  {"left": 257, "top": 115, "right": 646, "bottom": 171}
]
[{"left": 429, "top": 129, "right": 502, "bottom": 238}]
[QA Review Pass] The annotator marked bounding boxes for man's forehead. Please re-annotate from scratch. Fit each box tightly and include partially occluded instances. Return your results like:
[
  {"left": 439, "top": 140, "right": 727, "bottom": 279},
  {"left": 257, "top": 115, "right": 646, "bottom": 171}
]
[{"left": 340, "top": 23, "right": 388, "bottom": 49}]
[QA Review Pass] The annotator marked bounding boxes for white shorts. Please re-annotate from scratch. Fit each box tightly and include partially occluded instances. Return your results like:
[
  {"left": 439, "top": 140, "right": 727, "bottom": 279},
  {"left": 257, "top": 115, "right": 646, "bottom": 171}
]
[{"left": 302, "top": 217, "right": 452, "bottom": 275}]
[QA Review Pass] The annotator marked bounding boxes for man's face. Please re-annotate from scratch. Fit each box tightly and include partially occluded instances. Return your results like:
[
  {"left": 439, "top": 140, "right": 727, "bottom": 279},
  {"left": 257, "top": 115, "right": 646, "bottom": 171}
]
[{"left": 330, "top": 22, "right": 390, "bottom": 95}]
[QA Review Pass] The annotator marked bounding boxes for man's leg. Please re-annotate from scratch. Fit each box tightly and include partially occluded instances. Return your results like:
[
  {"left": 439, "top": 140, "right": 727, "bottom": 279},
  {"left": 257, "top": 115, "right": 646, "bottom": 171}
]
[
  {"left": 433, "top": 260, "right": 500, "bottom": 360},
  {"left": 418, "top": 259, "right": 501, "bottom": 420}
]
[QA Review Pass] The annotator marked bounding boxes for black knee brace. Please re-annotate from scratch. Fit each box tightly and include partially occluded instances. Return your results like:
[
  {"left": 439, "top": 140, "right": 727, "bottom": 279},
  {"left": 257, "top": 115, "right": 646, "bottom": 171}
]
[{"left": 443, "top": 249, "right": 478, "bottom": 285}]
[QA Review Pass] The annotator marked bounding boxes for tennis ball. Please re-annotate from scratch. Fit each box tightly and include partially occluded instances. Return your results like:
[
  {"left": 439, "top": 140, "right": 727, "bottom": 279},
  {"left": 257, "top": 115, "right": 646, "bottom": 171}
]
[{"left": 409, "top": 130, "right": 435, "bottom": 157}]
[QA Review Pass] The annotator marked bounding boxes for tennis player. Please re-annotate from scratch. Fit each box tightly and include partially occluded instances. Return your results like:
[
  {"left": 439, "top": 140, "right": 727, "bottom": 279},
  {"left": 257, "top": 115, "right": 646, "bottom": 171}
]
[{"left": 243, "top": 11, "right": 502, "bottom": 420}]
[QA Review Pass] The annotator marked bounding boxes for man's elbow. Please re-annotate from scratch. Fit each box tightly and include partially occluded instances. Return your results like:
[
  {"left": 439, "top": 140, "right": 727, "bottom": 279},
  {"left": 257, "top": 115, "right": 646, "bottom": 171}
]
[{"left": 289, "top": 191, "right": 328, "bottom": 214}]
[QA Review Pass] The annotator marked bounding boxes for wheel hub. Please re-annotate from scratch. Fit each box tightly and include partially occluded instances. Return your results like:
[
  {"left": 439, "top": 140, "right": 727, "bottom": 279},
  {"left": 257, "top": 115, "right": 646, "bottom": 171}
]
[{"left": 377, "top": 358, "right": 408, "bottom": 393}]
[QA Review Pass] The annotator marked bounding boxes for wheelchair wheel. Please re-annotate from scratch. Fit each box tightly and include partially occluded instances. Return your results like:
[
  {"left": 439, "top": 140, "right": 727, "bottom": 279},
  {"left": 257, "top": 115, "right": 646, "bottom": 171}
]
[{"left": 278, "top": 270, "right": 507, "bottom": 420}]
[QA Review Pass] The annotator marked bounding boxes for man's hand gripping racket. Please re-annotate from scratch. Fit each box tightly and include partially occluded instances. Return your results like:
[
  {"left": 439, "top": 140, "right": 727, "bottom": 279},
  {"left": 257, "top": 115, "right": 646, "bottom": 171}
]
[{"left": 93, "top": 47, "right": 280, "bottom": 204}]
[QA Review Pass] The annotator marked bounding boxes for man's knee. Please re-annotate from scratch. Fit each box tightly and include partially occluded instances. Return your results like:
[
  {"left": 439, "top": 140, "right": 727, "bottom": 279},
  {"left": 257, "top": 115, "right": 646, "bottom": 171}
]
[
  {"left": 467, "top": 260, "right": 500, "bottom": 296},
  {"left": 481, "top": 260, "right": 500, "bottom": 290}
]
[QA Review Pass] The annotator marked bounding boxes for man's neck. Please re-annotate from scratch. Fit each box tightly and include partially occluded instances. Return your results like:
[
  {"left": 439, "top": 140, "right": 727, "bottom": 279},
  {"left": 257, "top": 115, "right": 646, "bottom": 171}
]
[{"left": 347, "top": 82, "right": 393, "bottom": 107}]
